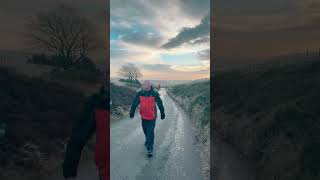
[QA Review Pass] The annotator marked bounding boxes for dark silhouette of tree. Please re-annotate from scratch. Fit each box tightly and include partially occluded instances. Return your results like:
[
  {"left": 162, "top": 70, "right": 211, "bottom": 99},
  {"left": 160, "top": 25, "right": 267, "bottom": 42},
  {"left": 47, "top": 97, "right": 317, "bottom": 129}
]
[{"left": 25, "top": 5, "right": 99, "bottom": 69}]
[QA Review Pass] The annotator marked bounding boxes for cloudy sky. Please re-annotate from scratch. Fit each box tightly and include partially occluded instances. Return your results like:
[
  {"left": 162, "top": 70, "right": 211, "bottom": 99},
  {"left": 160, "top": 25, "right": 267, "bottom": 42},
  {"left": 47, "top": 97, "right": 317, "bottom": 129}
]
[
  {"left": 215, "top": 0, "right": 320, "bottom": 66},
  {"left": 110, "top": 0, "right": 210, "bottom": 80}
]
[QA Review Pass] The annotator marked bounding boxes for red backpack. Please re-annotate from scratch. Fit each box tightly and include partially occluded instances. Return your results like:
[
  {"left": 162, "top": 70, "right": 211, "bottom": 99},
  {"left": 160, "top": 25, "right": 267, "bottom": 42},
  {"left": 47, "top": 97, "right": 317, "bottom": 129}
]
[{"left": 95, "top": 109, "right": 110, "bottom": 180}]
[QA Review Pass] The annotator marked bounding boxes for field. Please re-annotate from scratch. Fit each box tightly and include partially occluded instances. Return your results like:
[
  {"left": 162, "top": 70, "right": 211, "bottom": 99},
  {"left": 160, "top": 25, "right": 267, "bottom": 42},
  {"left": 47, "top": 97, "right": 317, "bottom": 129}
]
[
  {"left": 0, "top": 67, "right": 91, "bottom": 179},
  {"left": 213, "top": 60, "right": 320, "bottom": 180}
]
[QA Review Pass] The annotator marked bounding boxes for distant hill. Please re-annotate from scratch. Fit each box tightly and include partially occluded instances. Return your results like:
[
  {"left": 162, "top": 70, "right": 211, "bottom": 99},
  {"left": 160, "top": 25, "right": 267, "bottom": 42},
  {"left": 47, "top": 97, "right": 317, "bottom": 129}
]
[
  {"left": 111, "top": 77, "right": 193, "bottom": 87},
  {"left": 215, "top": 52, "right": 320, "bottom": 73},
  {"left": 0, "top": 50, "right": 30, "bottom": 67},
  {"left": 0, "top": 49, "right": 31, "bottom": 58}
]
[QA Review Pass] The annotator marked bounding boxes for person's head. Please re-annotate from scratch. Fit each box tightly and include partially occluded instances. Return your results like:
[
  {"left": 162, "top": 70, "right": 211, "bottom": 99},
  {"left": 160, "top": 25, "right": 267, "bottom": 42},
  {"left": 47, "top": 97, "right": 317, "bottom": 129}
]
[
  {"left": 99, "top": 84, "right": 109, "bottom": 99},
  {"left": 142, "top": 80, "right": 152, "bottom": 91},
  {"left": 98, "top": 83, "right": 110, "bottom": 110},
  {"left": 99, "top": 84, "right": 107, "bottom": 94}
]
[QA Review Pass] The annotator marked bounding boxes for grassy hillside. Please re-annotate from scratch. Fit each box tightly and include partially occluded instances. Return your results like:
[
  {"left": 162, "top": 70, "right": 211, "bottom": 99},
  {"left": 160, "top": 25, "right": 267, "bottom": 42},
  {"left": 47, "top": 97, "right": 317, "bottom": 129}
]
[
  {"left": 168, "top": 81, "right": 210, "bottom": 180},
  {"left": 0, "top": 67, "right": 90, "bottom": 179},
  {"left": 213, "top": 61, "right": 320, "bottom": 180},
  {"left": 110, "top": 83, "right": 137, "bottom": 121},
  {"left": 169, "top": 81, "right": 210, "bottom": 127}
]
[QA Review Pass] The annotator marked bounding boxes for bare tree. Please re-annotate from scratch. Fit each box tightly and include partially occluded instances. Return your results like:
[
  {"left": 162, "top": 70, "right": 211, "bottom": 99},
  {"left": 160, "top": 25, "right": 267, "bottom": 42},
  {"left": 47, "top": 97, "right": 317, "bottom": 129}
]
[
  {"left": 25, "top": 5, "right": 100, "bottom": 69},
  {"left": 118, "top": 63, "right": 142, "bottom": 84}
]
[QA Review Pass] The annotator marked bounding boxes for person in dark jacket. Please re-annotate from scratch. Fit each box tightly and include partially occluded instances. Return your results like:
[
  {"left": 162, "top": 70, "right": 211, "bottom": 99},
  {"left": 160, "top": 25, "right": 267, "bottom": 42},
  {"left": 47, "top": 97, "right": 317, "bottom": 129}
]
[
  {"left": 63, "top": 85, "right": 110, "bottom": 180},
  {"left": 130, "top": 80, "right": 165, "bottom": 156}
]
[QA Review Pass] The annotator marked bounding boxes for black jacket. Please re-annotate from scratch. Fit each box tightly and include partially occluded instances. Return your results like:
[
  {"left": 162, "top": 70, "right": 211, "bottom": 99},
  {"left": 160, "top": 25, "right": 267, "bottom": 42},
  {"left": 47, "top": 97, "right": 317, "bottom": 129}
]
[
  {"left": 62, "top": 88, "right": 109, "bottom": 178},
  {"left": 130, "top": 88, "right": 165, "bottom": 120}
]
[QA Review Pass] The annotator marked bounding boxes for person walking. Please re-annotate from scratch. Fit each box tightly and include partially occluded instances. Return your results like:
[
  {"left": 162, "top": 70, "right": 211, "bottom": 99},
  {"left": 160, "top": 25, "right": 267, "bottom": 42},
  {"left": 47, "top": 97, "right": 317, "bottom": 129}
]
[
  {"left": 130, "top": 80, "right": 165, "bottom": 156},
  {"left": 63, "top": 85, "right": 110, "bottom": 180}
]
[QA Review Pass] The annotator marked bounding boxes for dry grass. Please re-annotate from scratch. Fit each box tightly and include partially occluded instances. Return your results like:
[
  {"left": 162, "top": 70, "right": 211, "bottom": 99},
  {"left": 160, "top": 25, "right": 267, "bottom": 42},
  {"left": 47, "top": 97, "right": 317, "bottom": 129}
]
[{"left": 213, "top": 60, "right": 320, "bottom": 180}]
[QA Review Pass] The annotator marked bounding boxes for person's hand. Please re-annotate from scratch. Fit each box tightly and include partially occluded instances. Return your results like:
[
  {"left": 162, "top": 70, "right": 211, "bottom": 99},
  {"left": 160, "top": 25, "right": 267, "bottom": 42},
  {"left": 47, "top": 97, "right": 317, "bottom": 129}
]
[
  {"left": 130, "top": 113, "right": 134, "bottom": 119},
  {"left": 161, "top": 113, "right": 165, "bottom": 120}
]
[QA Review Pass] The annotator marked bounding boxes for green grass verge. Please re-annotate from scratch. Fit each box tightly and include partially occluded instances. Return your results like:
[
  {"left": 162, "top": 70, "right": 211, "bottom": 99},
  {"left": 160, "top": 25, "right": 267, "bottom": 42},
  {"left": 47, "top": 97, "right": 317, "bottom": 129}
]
[{"left": 168, "top": 81, "right": 210, "bottom": 127}]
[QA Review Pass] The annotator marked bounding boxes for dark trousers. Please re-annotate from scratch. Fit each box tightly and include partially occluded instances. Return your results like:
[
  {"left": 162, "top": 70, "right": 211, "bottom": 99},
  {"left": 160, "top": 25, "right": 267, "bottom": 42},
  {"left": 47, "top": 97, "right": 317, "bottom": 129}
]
[{"left": 141, "top": 119, "right": 156, "bottom": 150}]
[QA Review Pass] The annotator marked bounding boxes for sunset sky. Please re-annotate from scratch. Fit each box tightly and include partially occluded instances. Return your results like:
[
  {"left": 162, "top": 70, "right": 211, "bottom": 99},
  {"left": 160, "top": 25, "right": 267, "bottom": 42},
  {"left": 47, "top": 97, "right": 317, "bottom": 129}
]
[
  {"left": 215, "top": 0, "right": 320, "bottom": 67},
  {"left": 110, "top": 0, "right": 210, "bottom": 80}
]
